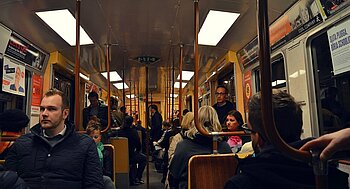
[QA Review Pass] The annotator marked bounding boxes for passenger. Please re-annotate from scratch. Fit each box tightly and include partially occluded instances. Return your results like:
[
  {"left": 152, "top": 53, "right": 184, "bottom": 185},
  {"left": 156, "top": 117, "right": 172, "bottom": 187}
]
[
  {"left": 0, "top": 109, "right": 29, "bottom": 159},
  {"left": 86, "top": 120, "right": 114, "bottom": 189},
  {"left": 117, "top": 116, "right": 146, "bottom": 186},
  {"left": 213, "top": 85, "right": 235, "bottom": 128},
  {"left": 168, "top": 112, "right": 194, "bottom": 164},
  {"left": 169, "top": 106, "right": 232, "bottom": 189},
  {"left": 224, "top": 110, "right": 249, "bottom": 153},
  {"left": 182, "top": 108, "right": 189, "bottom": 116},
  {"left": 224, "top": 90, "right": 348, "bottom": 189},
  {"left": 149, "top": 104, "right": 163, "bottom": 145},
  {"left": 5, "top": 88, "right": 104, "bottom": 189},
  {"left": 83, "top": 91, "right": 108, "bottom": 130},
  {"left": 300, "top": 127, "right": 350, "bottom": 161},
  {"left": 112, "top": 105, "right": 126, "bottom": 128},
  {"left": 135, "top": 120, "right": 146, "bottom": 154},
  {"left": 153, "top": 121, "right": 173, "bottom": 183},
  {"left": 0, "top": 164, "right": 28, "bottom": 189}
]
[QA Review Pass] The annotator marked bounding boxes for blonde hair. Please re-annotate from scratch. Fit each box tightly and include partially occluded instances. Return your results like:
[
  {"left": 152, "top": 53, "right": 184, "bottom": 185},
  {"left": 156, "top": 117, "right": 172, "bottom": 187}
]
[
  {"left": 86, "top": 120, "right": 101, "bottom": 135},
  {"left": 181, "top": 112, "right": 194, "bottom": 130},
  {"left": 185, "top": 106, "right": 222, "bottom": 139}
]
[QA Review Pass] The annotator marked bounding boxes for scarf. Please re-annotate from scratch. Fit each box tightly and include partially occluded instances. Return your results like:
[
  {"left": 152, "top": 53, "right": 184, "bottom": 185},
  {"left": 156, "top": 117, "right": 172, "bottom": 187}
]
[{"left": 96, "top": 142, "right": 104, "bottom": 165}]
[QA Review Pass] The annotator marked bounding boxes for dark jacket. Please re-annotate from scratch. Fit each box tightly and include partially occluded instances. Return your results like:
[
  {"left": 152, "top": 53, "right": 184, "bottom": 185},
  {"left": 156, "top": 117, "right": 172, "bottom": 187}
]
[
  {"left": 136, "top": 124, "right": 147, "bottom": 153},
  {"left": 224, "top": 139, "right": 349, "bottom": 189},
  {"left": 5, "top": 122, "right": 104, "bottom": 189},
  {"left": 83, "top": 103, "right": 108, "bottom": 130},
  {"left": 150, "top": 111, "right": 163, "bottom": 142},
  {"left": 0, "top": 165, "right": 28, "bottom": 189},
  {"left": 169, "top": 135, "right": 232, "bottom": 189},
  {"left": 117, "top": 126, "right": 141, "bottom": 159},
  {"left": 213, "top": 100, "right": 235, "bottom": 126}
]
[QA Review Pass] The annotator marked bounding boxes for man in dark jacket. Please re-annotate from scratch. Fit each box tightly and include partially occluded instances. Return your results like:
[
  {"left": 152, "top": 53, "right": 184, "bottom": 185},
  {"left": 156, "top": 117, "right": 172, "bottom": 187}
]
[
  {"left": 224, "top": 90, "right": 348, "bottom": 189},
  {"left": 212, "top": 85, "right": 235, "bottom": 127},
  {"left": 149, "top": 105, "right": 163, "bottom": 143},
  {"left": 117, "top": 116, "right": 146, "bottom": 186},
  {"left": 83, "top": 91, "right": 108, "bottom": 130},
  {"left": 5, "top": 89, "right": 104, "bottom": 189}
]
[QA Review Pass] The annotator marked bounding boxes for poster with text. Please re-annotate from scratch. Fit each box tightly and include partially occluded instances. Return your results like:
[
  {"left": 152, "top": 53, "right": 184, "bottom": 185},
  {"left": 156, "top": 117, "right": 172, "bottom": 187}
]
[
  {"left": 31, "top": 73, "right": 43, "bottom": 114},
  {"left": 327, "top": 19, "right": 350, "bottom": 75},
  {"left": 2, "top": 57, "right": 25, "bottom": 96},
  {"left": 244, "top": 71, "right": 252, "bottom": 112}
]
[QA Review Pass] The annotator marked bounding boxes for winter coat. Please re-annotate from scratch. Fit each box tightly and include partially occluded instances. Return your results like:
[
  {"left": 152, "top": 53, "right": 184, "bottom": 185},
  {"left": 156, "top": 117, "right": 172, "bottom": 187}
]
[
  {"left": 5, "top": 122, "right": 104, "bottom": 189},
  {"left": 0, "top": 165, "right": 28, "bottom": 189}
]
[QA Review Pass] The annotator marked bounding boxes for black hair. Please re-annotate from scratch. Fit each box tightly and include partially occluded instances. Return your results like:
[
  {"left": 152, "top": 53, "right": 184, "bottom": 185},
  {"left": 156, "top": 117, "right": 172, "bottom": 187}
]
[
  {"left": 150, "top": 104, "right": 158, "bottom": 111},
  {"left": 183, "top": 109, "right": 190, "bottom": 116},
  {"left": 226, "top": 110, "right": 244, "bottom": 127},
  {"left": 216, "top": 85, "right": 228, "bottom": 93},
  {"left": 88, "top": 91, "right": 99, "bottom": 99}
]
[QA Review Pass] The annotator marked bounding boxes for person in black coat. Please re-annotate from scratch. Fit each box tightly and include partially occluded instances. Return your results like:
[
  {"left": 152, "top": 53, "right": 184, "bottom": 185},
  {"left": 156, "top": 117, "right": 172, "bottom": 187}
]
[
  {"left": 212, "top": 85, "right": 235, "bottom": 128},
  {"left": 5, "top": 89, "right": 104, "bottom": 189},
  {"left": 117, "top": 116, "right": 146, "bottom": 185},
  {"left": 0, "top": 165, "right": 28, "bottom": 189},
  {"left": 83, "top": 91, "right": 109, "bottom": 130},
  {"left": 149, "top": 105, "right": 163, "bottom": 143},
  {"left": 224, "top": 90, "right": 348, "bottom": 189}
]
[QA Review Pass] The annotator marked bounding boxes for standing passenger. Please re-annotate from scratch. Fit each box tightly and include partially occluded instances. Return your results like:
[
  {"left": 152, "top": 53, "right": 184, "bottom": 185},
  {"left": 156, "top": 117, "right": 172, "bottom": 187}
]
[
  {"left": 83, "top": 91, "right": 108, "bottom": 130},
  {"left": 213, "top": 85, "right": 235, "bottom": 127},
  {"left": 150, "top": 105, "right": 163, "bottom": 143},
  {"left": 224, "top": 90, "right": 348, "bottom": 189},
  {"left": 169, "top": 106, "right": 232, "bottom": 189},
  {"left": 5, "top": 88, "right": 104, "bottom": 189}
]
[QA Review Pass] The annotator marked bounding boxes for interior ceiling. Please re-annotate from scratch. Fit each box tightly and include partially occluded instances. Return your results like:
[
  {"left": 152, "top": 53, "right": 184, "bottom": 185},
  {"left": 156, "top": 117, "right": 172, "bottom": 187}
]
[{"left": 0, "top": 0, "right": 297, "bottom": 99}]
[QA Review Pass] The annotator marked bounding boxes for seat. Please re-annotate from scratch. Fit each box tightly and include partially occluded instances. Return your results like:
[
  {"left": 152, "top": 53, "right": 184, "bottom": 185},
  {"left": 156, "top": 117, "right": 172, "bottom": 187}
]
[
  {"left": 103, "top": 144, "right": 116, "bottom": 184},
  {"left": 188, "top": 154, "right": 238, "bottom": 189}
]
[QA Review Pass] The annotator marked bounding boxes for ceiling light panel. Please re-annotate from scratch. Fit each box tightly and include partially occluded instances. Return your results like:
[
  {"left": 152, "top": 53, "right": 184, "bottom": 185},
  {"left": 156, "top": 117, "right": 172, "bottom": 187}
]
[
  {"left": 101, "top": 71, "right": 122, "bottom": 82},
  {"left": 177, "top": 71, "right": 194, "bottom": 81}
]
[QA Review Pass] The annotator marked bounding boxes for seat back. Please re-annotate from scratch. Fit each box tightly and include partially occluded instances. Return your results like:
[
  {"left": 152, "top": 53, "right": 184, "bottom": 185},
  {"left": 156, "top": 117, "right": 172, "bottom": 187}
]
[
  {"left": 188, "top": 154, "right": 238, "bottom": 189},
  {"left": 103, "top": 144, "right": 116, "bottom": 183},
  {"left": 110, "top": 137, "right": 129, "bottom": 189}
]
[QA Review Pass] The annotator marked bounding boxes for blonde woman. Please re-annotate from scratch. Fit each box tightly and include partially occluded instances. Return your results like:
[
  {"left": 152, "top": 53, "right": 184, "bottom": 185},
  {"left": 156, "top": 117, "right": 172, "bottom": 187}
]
[{"left": 169, "top": 106, "right": 232, "bottom": 189}]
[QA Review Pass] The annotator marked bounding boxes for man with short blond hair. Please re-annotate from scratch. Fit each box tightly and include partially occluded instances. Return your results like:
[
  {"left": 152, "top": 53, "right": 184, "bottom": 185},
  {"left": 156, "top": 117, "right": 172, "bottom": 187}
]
[{"left": 5, "top": 88, "right": 104, "bottom": 189}]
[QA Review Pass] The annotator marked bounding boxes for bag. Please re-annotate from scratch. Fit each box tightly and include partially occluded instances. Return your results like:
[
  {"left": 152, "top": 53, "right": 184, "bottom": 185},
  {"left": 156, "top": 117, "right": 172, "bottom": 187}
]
[{"left": 157, "top": 148, "right": 165, "bottom": 160}]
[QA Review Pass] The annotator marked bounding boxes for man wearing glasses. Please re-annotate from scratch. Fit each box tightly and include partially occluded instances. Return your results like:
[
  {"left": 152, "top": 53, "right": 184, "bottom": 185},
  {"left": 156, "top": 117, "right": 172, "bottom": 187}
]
[
  {"left": 213, "top": 85, "right": 235, "bottom": 127},
  {"left": 224, "top": 90, "right": 348, "bottom": 189}
]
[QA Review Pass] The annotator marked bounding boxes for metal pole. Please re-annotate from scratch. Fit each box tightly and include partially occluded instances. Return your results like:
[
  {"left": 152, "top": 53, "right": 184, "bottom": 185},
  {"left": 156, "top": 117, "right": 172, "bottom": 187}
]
[
  {"left": 102, "top": 44, "right": 111, "bottom": 133},
  {"left": 74, "top": 0, "right": 81, "bottom": 130},
  {"left": 179, "top": 45, "right": 183, "bottom": 123},
  {"left": 129, "top": 81, "right": 132, "bottom": 116},
  {"left": 145, "top": 66, "right": 150, "bottom": 189},
  {"left": 171, "top": 47, "right": 175, "bottom": 123}
]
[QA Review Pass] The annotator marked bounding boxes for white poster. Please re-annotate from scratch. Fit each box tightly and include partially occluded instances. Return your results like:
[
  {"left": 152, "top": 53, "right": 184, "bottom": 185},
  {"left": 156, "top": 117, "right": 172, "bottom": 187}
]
[
  {"left": 2, "top": 57, "right": 26, "bottom": 96},
  {"left": 327, "top": 19, "right": 350, "bottom": 75}
]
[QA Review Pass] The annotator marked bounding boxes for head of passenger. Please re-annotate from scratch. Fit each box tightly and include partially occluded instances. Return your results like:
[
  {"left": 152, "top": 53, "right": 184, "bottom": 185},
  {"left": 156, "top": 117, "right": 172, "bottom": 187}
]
[
  {"left": 120, "top": 106, "right": 126, "bottom": 114},
  {"left": 216, "top": 85, "right": 228, "bottom": 105},
  {"left": 0, "top": 109, "right": 29, "bottom": 133},
  {"left": 40, "top": 88, "right": 69, "bottom": 136},
  {"left": 162, "top": 121, "right": 171, "bottom": 130},
  {"left": 182, "top": 109, "right": 189, "bottom": 116},
  {"left": 181, "top": 112, "right": 194, "bottom": 131},
  {"left": 185, "top": 106, "right": 222, "bottom": 139},
  {"left": 86, "top": 120, "right": 102, "bottom": 144},
  {"left": 124, "top": 116, "right": 134, "bottom": 128},
  {"left": 247, "top": 90, "right": 302, "bottom": 154},
  {"left": 149, "top": 105, "right": 158, "bottom": 114},
  {"left": 225, "top": 110, "right": 244, "bottom": 132},
  {"left": 88, "top": 91, "right": 99, "bottom": 108}
]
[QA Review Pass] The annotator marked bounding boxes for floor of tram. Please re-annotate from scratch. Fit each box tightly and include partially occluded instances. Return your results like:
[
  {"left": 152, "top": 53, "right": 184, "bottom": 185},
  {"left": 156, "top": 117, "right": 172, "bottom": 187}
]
[{"left": 129, "top": 161, "right": 165, "bottom": 189}]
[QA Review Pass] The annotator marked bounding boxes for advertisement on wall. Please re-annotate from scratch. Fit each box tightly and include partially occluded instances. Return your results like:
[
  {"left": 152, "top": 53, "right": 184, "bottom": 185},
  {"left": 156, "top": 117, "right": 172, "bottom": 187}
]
[
  {"left": 244, "top": 71, "right": 252, "bottom": 112},
  {"left": 318, "top": 0, "right": 350, "bottom": 17},
  {"left": 327, "top": 19, "right": 350, "bottom": 75},
  {"left": 2, "top": 57, "right": 25, "bottom": 96},
  {"left": 31, "top": 73, "right": 43, "bottom": 114}
]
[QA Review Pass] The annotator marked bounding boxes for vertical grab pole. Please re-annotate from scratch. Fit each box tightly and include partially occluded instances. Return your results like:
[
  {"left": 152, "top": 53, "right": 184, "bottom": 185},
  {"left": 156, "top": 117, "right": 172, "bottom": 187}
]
[
  {"left": 171, "top": 47, "right": 175, "bottom": 123},
  {"left": 178, "top": 45, "right": 183, "bottom": 123},
  {"left": 122, "top": 57, "right": 126, "bottom": 106},
  {"left": 129, "top": 81, "right": 132, "bottom": 116},
  {"left": 74, "top": 0, "right": 81, "bottom": 130},
  {"left": 145, "top": 66, "right": 150, "bottom": 189},
  {"left": 102, "top": 44, "right": 111, "bottom": 133}
]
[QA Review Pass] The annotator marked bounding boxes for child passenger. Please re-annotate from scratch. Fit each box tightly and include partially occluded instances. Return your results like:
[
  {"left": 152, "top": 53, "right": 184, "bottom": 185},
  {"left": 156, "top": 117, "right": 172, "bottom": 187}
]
[{"left": 86, "top": 120, "right": 115, "bottom": 189}]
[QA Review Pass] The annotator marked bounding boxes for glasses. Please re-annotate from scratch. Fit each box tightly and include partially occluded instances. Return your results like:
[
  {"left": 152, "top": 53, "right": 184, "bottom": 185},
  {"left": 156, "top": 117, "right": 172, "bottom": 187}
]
[
  {"left": 241, "top": 123, "right": 256, "bottom": 134},
  {"left": 215, "top": 92, "right": 227, "bottom": 96}
]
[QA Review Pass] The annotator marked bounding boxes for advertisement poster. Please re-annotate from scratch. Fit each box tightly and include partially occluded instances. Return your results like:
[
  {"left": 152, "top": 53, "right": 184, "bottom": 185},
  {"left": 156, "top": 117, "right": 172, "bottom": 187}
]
[
  {"left": 2, "top": 57, "right": 25, "bottom": 96},
  {"left": 244, "top": 71, "right": 252, "bottom": 112},
  {"left": 327, "top": 19, "right": 350, "bottom": 75},
  {"left": 318, "top": 0, "right": 350, "bottom": 17},
  {"left": 31, "top": 73, "right": 43, "bottom": 114},
  {"left": 5, "top": 33, "right": 46, "bottom": 71}
]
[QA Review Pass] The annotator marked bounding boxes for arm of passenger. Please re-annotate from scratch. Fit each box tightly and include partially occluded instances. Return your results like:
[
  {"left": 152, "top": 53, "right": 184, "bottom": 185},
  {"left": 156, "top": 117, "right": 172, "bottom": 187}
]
[
  {"left": 83, "top": 141, "right": 104, "bottom": 189},
  {"left": 4, "top": 141, "right": 19, "bottom": 171},
  {"left": 168, "top": 135, "right": 180, "bottom": 163}
]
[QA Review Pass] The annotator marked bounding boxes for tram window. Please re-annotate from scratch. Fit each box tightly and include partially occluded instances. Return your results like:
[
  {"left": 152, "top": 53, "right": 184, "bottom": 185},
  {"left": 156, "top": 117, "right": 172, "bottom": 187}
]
[
  {"left": 218, "top": 64, "right": 236, "bottom": 105},
  {"left": 311, "top": 32, "right": 350, "bottom": 135},
  {"left": 254, "top": 55, "right": 286, "bottom": 92}
]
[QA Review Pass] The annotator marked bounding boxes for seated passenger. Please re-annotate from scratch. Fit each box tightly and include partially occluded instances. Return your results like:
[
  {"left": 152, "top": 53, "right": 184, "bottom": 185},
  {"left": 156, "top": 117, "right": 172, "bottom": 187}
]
[
  {"left": 224, "top": 110, "right": 247, "bottom": 153},
  {"left": 224, "top": 90, "right": 348, "bottom": 189},
  {"left": 169, "top": 106, "right": 232, "bottom": 189},
  {"left": 117, "top": 116, "right": 146, "bottom": 186},
  {"left": 86, "top": 120, "right": 115, "bottom": 189},
  {"left": 0, "top": 109, "right": 29, "bottom": 159}
]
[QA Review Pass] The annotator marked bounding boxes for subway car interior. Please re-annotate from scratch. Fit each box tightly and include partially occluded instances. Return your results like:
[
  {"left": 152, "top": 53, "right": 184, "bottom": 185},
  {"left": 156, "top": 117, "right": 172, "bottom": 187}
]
[{"left": 0, "top": 0, "right": 350, "bottom": 188}]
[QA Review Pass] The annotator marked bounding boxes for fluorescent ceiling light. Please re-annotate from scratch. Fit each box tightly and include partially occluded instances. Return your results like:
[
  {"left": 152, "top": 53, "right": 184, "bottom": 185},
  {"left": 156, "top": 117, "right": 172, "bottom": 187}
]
[
  {"left": 113, "top": 83, "right": 129, "bottom": 89},
  {"left": 36, "top": 9, "right": 93, "bottom": 46},
  {"left": 126, "top": 94, "right": 135, "bottom": 99},
  {"left": 79, "top": 73, "right": 89, "bottom": 81},
  {"left": 101, "top": 71, "right": 122, "bottom": 82},
  {"left": 169, "top": 94, "right": 178, "bottom": 98},
  {"left": 174, "top": 82, "right": 187, "bottom": 88},
  {"left": 177, "top": 71, "right": 194, "bottom": 81},
  {"left": 198, "top": 10, "right": 240, "bottom": 46}
]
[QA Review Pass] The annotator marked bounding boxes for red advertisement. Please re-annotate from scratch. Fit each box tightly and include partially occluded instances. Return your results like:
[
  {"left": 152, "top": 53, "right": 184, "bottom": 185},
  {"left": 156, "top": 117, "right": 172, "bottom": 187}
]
[
  {"left": 244, "top": 71, "right": 252, "bottom": 112},
  {"left": 31, "top": 74, "right": 42, "bottom": 107}
]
